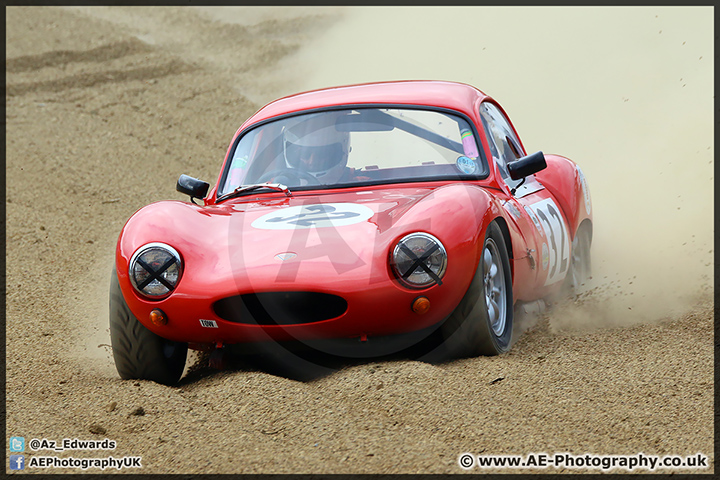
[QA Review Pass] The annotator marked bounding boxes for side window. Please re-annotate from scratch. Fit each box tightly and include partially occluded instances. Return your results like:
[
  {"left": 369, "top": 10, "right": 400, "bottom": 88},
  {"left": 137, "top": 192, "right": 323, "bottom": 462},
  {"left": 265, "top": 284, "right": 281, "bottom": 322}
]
[{"left": 479, "top": 102, "right": 526, "bottom": 189}]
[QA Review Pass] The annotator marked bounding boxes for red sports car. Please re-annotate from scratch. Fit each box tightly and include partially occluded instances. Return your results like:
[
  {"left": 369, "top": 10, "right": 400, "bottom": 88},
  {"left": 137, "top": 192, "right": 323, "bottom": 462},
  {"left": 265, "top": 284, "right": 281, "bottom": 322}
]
[{"left": 110, "top": 81, "right": 592, "bottom": 384}]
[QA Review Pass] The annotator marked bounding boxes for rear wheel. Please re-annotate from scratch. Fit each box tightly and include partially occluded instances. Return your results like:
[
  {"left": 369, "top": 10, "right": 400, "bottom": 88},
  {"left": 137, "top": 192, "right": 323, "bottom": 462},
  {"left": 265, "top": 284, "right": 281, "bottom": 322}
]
[
  {"left": 440, "top": 222, "right": 514, "bottom": 357},
  {"left": 109, "top": 269, "right": 187, "bottom": 385}
]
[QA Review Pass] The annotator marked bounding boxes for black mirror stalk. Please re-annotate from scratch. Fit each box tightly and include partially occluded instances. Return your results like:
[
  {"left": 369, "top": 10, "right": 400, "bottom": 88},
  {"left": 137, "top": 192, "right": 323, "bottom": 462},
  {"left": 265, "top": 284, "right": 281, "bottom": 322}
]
[{"left": 510, "top": 177, "right": 526, "bottom": 197}]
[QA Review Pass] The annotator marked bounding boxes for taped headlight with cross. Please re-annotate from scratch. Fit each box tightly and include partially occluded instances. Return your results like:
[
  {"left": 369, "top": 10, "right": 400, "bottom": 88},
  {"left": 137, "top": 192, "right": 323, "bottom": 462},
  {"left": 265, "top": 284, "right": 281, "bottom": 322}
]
[
  {"left": 129, "top": 243, "right": 183, "bottom": 298},
  {"left": 391, "top": 233, "right": 447, "bottom": 288}
]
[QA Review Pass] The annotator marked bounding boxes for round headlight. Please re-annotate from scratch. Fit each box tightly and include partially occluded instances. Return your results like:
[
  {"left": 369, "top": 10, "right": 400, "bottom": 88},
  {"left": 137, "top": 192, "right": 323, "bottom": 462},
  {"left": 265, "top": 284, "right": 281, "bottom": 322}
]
[
  {"left": 391, "top": 233, "right": 447, "bottom": 288},
  {"left": 129, "top": 243, "right": 182, "bottom": 299}
]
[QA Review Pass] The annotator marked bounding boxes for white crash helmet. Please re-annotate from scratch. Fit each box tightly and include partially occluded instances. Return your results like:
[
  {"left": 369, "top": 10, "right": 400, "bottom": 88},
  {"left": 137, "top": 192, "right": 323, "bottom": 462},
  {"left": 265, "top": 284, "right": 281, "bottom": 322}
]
[{"left": 282, "top": 115, "right": 350, "bottom": 182}]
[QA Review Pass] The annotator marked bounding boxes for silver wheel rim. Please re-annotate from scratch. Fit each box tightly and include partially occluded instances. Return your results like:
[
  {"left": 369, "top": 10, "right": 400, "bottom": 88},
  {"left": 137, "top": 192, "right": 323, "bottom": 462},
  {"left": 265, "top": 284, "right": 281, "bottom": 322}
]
[
  {"left": 570, "top": 233, "right": 587, "bottom": 289},
  {"left": 483, "top": 238, "right": 507, "bottom": 336},
  {"left": 570, "top": 235, "right": 581, "bottom": 287}
]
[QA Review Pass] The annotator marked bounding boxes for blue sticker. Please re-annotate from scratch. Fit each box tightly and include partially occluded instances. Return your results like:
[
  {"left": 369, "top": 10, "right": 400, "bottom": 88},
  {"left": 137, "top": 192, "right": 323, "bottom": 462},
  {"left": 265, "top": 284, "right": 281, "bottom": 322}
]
[{"left": 456, "top": 156, "right": 478, "bottom": 174}]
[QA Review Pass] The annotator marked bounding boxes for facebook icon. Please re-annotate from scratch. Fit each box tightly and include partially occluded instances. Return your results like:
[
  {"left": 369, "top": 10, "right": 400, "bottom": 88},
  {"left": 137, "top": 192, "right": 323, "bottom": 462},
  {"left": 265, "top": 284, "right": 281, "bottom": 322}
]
[{"left": 10, "top": 455, "right": 25, "bottom": 470}]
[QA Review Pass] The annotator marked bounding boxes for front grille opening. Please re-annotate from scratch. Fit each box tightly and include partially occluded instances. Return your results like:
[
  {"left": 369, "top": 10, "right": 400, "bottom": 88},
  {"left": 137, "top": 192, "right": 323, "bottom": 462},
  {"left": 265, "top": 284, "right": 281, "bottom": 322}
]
[{"left": 213, "top": 292, "right": 348, "bottom": 325}]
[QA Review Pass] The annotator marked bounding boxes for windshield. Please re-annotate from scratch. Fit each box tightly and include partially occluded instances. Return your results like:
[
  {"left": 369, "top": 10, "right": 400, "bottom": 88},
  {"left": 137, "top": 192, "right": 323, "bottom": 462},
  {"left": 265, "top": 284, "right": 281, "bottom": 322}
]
[{"left": 218, "top": 107, "right": 487, "bottom": 198}]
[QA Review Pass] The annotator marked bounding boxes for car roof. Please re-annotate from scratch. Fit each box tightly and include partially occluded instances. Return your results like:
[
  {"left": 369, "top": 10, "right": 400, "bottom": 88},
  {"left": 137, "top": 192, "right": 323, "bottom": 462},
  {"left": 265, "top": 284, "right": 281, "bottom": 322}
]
[{"left": 241, "top": 80, "right": 489, "bottom": 129}]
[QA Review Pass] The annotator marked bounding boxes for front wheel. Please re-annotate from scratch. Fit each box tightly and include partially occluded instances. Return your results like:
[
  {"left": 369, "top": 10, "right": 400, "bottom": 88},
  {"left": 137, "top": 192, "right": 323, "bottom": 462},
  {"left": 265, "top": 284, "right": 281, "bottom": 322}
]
[
  {"left": 109, "top": 269, "right": 188, "bottom": 385},
  {"left": 440, "top": 221, "right": 514, "bottom": 357}
]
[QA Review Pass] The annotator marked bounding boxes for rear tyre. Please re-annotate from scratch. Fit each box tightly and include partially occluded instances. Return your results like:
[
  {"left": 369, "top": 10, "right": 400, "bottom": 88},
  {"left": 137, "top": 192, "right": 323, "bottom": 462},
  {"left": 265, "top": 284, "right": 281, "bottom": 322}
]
[
  {"left": 109, "top": 269, "right": 187, "bottom": 385},
  {"left": 440, "top": 222, "right": 514, "bottom": 357}
]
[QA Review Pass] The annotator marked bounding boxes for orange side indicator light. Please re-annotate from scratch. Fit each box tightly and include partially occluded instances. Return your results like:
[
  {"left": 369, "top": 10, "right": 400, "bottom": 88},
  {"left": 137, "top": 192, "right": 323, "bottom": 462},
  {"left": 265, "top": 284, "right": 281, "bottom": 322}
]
[
  {"left": 150, "top": 309, "right": 168, "bottom": 326},
  {"left": 412, "top": 296, "right": 430, "bottom": 315}
]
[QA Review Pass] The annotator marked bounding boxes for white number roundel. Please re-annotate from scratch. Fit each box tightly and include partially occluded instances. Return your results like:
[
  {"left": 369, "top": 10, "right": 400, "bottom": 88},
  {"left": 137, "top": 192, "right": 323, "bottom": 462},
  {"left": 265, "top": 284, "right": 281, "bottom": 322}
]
[{"left": 251, "top": 203, "right": 374, "bottom": 230}]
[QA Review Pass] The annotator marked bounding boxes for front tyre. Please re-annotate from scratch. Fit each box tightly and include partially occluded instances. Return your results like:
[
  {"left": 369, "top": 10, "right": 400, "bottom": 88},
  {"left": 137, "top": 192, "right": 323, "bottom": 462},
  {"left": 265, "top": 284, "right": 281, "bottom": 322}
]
[
  {"left": 109, "top": 269, "right": 187, "bottom": 385},
  {"left": 441, "top": 221, "right": 514, "bottom": 357}
]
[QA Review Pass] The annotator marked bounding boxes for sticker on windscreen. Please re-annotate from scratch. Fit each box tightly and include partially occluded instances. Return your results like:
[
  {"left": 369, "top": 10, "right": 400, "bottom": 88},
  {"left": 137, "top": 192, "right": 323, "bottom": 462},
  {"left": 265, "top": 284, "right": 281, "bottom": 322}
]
[
  {"left": 456, "top": 156, "right": 478, "bottom": 175},
  {"left": 251, "top": 203, "right": 374, "bottom": 229},
  {"left": 460, "top": 128, "right": 480, "bottom": 158}
]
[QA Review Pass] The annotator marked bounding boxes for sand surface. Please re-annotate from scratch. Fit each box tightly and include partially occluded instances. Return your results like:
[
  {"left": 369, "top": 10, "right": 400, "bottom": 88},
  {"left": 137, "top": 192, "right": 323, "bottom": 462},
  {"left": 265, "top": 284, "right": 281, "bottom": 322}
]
[{"left": 5, "top": 6, "right": 713, "bottom": 474}]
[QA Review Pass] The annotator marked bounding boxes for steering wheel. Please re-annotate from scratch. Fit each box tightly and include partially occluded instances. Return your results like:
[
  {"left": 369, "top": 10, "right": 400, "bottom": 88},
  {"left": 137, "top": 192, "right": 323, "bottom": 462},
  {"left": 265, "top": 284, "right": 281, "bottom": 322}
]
[{"left": 257, "top": 168, "right": 321, "bottom": 186}]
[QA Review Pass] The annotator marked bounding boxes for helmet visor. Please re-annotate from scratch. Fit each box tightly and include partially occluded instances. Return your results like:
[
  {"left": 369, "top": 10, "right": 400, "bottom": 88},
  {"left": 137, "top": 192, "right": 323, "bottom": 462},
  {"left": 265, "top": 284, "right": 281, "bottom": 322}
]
[{"left": 284, "top": 140, "right": 346, "bottom": 173}]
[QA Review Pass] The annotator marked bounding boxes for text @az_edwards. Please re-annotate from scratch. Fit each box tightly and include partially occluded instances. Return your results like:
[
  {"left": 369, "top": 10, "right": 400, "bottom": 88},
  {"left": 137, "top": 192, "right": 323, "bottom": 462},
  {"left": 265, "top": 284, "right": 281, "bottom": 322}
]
[{"left": 29, "top": 438, "right": 116, "bottom": 452}]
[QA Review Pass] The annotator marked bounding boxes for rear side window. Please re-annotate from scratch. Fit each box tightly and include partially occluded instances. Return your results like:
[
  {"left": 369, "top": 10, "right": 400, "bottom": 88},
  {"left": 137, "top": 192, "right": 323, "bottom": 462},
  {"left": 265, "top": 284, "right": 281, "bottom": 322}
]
[{"left": 479, "top": 102, "right": 526, "bottom": 188}]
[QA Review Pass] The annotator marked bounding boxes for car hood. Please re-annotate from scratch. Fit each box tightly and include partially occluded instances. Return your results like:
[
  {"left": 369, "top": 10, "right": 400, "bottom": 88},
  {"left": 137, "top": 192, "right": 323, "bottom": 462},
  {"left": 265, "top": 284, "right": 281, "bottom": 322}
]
[{"left": 118, "top": 183, "right": 496, "bottom": 296}]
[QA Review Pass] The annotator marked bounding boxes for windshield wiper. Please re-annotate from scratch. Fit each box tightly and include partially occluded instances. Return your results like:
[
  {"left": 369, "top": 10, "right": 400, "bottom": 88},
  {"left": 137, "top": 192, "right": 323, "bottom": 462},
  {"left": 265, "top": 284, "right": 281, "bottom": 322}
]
[{"left": 219, "top": 182, "right": 292, "bottom": 201}]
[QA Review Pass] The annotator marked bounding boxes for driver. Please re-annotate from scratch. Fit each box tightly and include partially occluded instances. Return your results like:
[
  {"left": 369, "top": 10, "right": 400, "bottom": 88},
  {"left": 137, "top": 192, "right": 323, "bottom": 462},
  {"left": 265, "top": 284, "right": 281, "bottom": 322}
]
[{"left": 282, "top": 114, "right": 367, "bottom": 184}]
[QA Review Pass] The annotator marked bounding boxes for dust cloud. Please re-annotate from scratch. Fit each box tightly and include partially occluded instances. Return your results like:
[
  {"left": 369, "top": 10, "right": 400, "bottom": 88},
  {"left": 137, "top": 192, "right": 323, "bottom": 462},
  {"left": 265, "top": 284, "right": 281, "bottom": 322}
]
[{"left": 278, "top": 6, "right": 714, "bottom": 330}]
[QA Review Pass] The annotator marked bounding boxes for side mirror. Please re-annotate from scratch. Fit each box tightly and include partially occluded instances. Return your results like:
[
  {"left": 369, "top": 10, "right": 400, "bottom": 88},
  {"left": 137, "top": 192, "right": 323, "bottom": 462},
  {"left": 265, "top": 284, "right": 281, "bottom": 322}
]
[
  {"left": 177, "top": 174, "right": 209, "bottom": 203},
  {"left": 507, "top": 151, "right": 547, "bottom": 180}
]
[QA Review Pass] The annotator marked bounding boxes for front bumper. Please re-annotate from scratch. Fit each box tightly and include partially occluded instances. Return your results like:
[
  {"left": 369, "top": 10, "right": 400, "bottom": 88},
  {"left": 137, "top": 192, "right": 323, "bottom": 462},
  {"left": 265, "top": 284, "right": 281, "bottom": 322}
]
[{"left": 120, "top": 273, "right": 467, "bottom": 346}]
